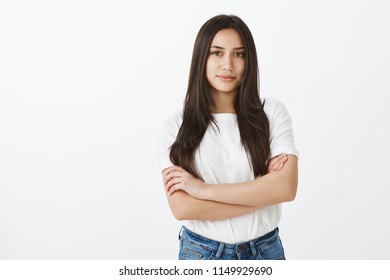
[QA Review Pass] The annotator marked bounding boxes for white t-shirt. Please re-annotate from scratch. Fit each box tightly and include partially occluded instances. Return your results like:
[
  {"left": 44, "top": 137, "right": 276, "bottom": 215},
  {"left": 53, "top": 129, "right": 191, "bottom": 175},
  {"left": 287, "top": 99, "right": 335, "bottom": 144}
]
[{"left": 160, "top": 97, "right": 299, "bottom": 243}]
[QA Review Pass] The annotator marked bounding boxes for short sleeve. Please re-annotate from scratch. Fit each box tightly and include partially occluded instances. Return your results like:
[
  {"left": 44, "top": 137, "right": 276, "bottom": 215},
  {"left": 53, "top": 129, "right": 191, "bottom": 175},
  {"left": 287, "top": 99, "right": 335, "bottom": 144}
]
[
  {"left": 264, "top": 98, "right": 299, "bottom": 159},
  {"left": 159, "top": 110, "right": 183, "bottom": 172}
]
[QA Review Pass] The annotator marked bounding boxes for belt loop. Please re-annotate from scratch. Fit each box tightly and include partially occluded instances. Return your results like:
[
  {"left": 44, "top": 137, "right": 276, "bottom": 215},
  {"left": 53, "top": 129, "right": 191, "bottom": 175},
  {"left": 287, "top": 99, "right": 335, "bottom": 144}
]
[
  {"left": 249, "top": 241, "right": 257, "bottom": 257},
  {"left": 216, "top": 242, "right": 225, "bottom": 259},
  {"left": 178, "top": 226, "right": 184, "bottom": 240}
]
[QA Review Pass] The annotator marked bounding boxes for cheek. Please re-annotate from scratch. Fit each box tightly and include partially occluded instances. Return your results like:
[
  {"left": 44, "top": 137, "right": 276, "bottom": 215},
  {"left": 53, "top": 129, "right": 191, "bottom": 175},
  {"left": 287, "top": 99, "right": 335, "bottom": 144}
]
[
  {"left": 205, "top": 60, "right": 216, "bottom": 80},
  {"left": 236, "top": 62, "right": 245, "bottom": 80}
]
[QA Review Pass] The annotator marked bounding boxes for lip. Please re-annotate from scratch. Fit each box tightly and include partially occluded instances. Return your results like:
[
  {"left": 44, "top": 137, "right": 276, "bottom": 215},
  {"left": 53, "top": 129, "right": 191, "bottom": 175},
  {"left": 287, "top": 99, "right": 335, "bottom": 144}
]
[{"left": 217, "top": 75, "right": 236, "bottom": 82}]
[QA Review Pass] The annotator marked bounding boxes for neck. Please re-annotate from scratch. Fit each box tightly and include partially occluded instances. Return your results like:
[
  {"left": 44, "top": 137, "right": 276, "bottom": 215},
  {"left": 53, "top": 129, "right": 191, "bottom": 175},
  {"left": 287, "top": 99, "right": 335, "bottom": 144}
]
[{"left": 211, "top": 91, "right": 236, "bottom": 113}]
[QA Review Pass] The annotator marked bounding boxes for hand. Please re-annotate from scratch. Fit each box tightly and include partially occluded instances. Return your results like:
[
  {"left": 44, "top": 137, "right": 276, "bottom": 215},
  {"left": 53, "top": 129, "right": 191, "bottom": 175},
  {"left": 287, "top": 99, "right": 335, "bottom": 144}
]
[
  {"left": 267, "top": 153, "right": 288, "bottom": 173},
  {"left": 162, "top": 165, "right": 207, "bottom": 199}
]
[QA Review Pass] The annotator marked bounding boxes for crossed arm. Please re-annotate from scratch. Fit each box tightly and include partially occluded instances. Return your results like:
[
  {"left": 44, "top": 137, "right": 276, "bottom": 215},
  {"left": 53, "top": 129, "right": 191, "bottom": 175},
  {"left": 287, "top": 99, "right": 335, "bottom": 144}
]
[{"left": 162, "top": 154, "right": 298, "bottom": 221}]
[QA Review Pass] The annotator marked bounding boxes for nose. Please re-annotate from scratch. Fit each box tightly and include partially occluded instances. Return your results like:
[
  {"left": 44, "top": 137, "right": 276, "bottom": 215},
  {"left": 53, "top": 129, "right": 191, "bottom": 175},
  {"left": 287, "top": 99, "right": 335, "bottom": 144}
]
[{"left": 221, "top": 55, "right": 233, "bottom": 71}]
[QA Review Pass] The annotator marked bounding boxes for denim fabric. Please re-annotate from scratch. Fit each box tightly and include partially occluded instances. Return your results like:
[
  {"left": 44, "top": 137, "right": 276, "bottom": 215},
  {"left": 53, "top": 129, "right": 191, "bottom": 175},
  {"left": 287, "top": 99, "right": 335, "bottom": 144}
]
[{"left": 178, "top": 226, "right": 285, "bottom": 260}]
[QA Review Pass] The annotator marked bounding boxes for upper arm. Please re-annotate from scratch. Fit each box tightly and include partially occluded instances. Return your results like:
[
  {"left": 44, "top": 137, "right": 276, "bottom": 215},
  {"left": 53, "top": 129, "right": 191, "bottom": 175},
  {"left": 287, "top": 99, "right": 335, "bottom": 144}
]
[
  {"left": 265, "top": 98, "right": 299, "bottom": 200},
  {"left": 281, "top": 154, "right": 298, "bottom": 200},
  {"left": 261, "top": 154, "right": 298, "bottom": 202},
  {"left": 159, "top": 111, "right": 182, "bottom": 172},
  {"left": 265, "top": 98, "right": 299, "bottom": 159}
]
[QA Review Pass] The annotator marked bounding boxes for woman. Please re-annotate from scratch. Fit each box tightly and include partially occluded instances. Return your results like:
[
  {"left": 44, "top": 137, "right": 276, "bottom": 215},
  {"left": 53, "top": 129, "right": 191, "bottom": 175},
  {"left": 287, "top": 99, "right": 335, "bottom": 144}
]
[{"left": 160, "top": 14, "right": 299, "bottom": 260}]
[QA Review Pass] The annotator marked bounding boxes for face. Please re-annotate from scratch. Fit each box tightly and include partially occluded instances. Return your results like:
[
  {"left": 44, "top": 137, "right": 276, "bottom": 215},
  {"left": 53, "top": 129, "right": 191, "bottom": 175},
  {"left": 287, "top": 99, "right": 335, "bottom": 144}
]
[{"left": 206, "top": 28, "right": 245, "bottom": 97}]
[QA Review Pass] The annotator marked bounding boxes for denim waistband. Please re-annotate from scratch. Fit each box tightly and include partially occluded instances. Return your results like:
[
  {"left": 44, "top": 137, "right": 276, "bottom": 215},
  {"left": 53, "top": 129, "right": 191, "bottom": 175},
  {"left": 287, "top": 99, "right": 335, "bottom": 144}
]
[{"left": 179, "top": 226, "right": 279, "bottom": 258}]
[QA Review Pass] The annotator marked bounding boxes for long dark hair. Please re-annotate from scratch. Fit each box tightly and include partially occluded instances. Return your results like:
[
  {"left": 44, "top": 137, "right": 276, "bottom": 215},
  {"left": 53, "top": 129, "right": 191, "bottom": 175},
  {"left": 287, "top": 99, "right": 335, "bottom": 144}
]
[{"left": 169, "top": 14, "right": 270, "bottom": 179}]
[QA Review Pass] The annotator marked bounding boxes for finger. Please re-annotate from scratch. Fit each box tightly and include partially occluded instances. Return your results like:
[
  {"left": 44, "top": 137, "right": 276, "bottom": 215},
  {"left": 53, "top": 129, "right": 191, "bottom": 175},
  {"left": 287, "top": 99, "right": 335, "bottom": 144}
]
[
  {"left": 272, "top": 163, "right": 281, "bottom": 172},
  {"left": 163, "top": 165, "right": 186, "bottom": 177},
  {"left": 280, "top": 155, "right": 288, "bottom": 164},
  {"left": 162, "top": 167, "right": 175, "bottom": 177},
  {"left": 277, "top": 153, "right": 287, "bottom": 159},
  {"left": 268, "top": 164, "right": 276, "bottom": 173},
  {"left": 272, "top": 154, "right": 288, "bottom": 166},
  {"left": 167, "top": 182, "right": 183, "bottom": 196},
  {"left": 162, "top": 166, "right": 175, "bottom": 176},
  {"left": 165, "top": 177, "right": 177, "bottom": 191},
  {"left": 268, "top": 163, "right": 277, "bottom": 172},
  {"left": 278, "top": 153, "right": 286, "bottom": 159},
  {"left": 162, "top": 165, "right": 179, "bottom": 175},
  {"left": 269, "top": 158, "right": 282, "bottom": 171},
  {"left": 268, "top": 153, "right": 284, "bottom": 166},
  {"left": 268, "top": 154, "right": 288, "bottom": 173},
  {"left": 165, "top": 179, "right": 174, "bottom": 193},
  {"left": 165, "top": 176, "right": 184, "bottom": 192},
  {"left": 267, "top": 159, "right": 278, "bottom": 172},
  {"left": 162, "top": 167, "right": 181, "bottom": 181},
  {"left": 276, "top": 156, "right": 289, "bottom": 171},
  {"left": 269, "top": 155, "right": 281, "bottom": 164},
  {"left": 163, "top": 171, "right": 186, "bottom": 186},
  {"left": 163, "top": 172, "right": 171, "bottom": 186}
]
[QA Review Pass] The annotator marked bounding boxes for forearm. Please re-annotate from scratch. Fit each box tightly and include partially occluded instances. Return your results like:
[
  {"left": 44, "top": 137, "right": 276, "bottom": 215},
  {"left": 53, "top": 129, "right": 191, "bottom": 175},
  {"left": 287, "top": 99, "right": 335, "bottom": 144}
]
[
  {"left": 166, "top": 190, "right": 260, "bottom": 221},
  {"left": 203, "top": 155, "right": 298, "bottom": 207}
]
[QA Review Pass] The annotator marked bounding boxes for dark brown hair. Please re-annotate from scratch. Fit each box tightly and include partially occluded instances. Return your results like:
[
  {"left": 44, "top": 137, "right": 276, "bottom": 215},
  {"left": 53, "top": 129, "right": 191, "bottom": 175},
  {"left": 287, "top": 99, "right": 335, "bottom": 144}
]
[{"left": 169, "top": 14, "right": 270, "bottom": 178}]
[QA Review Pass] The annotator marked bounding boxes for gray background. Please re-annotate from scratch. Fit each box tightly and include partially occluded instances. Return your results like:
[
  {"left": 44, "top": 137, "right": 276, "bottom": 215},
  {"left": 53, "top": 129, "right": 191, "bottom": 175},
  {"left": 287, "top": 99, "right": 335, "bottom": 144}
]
[{"left": 1, "top": 0, "right": 389, "bottom": 259}]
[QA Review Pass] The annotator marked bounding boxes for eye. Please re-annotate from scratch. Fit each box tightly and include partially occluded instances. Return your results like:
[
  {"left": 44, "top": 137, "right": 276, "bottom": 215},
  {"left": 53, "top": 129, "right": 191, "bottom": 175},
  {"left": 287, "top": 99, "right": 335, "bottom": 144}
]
[
  {"left": 234, "top": 52, "right": 245, "bottom": 58},
  {"left": 210, "top": 51, "right": 222, "bottom": 56}
]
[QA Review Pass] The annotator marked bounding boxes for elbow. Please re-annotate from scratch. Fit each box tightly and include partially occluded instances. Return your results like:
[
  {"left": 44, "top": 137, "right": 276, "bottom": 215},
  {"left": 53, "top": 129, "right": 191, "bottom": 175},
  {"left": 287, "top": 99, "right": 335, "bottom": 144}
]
[
  {"left": 285, "top": 187, "right": 297, "bottom": 202},
  {"left": 167, "top": 194, "right": 190, "bottom": 221},
  {"left": 171, "top": 209, "right": 187, "bottom": 221},
  {"left": 168, "top": 203, "right": 186, "bottom": 220},
  {"left": 284, "top": 179, "right": 298, "bottom": 202},
  {"left": 281, "top": 154, "right": 298, "bottom": 202}
]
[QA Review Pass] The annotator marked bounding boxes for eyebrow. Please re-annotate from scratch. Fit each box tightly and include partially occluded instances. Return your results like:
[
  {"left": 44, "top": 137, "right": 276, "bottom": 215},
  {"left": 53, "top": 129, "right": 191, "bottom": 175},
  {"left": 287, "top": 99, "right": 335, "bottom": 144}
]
[{"left": 210, "top": 45, "right": 245, "bottom": 50}]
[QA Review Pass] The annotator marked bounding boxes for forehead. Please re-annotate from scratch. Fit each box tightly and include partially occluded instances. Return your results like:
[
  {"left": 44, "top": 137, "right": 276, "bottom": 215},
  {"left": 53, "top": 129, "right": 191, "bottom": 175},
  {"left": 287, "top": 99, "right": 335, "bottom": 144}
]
[{"left": 211, "top": 28, "right": 243, "bottom": 47}]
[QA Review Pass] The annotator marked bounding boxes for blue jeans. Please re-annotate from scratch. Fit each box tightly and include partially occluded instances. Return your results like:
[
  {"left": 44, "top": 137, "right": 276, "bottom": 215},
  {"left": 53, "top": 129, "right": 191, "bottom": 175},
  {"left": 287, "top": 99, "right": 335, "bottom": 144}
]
[{"left": 178, "top": 226, "right": 286, "bottom": 260}]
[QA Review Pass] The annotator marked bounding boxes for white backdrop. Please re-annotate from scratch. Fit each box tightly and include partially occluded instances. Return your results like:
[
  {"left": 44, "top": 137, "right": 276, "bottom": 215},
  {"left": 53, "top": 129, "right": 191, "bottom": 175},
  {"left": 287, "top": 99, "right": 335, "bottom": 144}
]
[{"left": 1, "top": 0, "right": 389, "bottom": 259}]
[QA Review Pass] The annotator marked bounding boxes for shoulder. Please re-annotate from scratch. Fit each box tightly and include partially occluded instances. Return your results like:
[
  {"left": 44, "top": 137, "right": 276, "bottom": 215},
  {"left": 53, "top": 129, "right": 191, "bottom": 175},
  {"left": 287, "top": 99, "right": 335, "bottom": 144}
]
[
  {"left": 168, "top": 109, "right": 183, "bottom": 125},
  {"left": 262, "top": 97, "right": 299, "bottom": 158},
  {"left": 162, "top": 109, "right": 183, "bottom": 134},
  {"left": 261, "top": 97, "right": 290, "bottom": 120}
]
